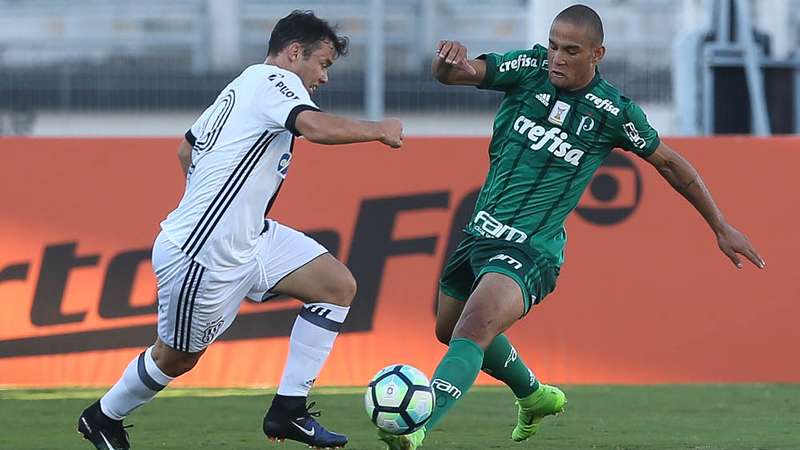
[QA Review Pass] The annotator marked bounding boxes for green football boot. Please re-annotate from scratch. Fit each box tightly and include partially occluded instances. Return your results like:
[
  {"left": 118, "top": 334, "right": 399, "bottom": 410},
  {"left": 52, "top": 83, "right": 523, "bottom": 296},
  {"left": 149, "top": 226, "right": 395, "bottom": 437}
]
[
  {"left": 511, "top": 384, "right": 567, "bottom": 442},
  {"left": 378, "top": 428, "right": 426, "bottom": 450}
]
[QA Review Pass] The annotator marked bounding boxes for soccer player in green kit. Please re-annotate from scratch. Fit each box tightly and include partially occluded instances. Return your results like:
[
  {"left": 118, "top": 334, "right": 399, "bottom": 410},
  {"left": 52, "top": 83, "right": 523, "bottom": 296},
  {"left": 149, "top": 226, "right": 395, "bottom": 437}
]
[{"left": 380, "top": 4, "right": 765, "bottom": 449}]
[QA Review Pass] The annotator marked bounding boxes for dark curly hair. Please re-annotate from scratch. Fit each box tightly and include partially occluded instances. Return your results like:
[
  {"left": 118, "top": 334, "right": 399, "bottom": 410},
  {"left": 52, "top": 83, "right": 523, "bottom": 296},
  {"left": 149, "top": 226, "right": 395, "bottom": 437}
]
[{"left": 267, "top": 10, "right": 349, "bottom": 58}]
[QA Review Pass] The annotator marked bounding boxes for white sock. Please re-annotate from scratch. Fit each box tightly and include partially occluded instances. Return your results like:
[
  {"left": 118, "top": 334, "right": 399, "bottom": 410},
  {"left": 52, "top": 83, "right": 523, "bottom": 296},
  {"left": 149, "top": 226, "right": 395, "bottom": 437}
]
[
  {"left": 276, "top": 303, "right": 350, "bottom": 397},
  {"left": 100, "top": 346, "right": 174, "bottom": 420}
]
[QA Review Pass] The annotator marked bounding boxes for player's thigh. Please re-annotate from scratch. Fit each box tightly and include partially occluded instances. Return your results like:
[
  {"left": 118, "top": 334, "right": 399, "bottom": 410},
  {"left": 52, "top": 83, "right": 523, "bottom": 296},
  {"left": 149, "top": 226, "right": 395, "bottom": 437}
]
[
  {"left": 438, "top": 235, "right": 477, "bottom": 304},
  {"left": 250, "top": 220, "right": 355, "bottom": 305},
  {"left": 452, "top": 272, "right": 525, "bottom": 349},
  {"left": 153, "top": 232, "right": 258, "bottom": 354},
  {"left": 270, "top": 253, "right": 355, "bottom": 305},
  {"left": 471, "top": 240, "right": 559, "bottom": 316},
  {"left": 435, "top": 291, "right": 466, "bottom": 345}
]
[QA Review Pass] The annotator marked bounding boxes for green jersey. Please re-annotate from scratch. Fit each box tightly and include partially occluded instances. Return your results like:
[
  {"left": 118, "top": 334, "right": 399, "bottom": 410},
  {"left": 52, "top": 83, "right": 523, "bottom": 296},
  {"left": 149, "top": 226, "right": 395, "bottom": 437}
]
[{"left": 465, "top": 44, "right": 660, "bottom": 266}]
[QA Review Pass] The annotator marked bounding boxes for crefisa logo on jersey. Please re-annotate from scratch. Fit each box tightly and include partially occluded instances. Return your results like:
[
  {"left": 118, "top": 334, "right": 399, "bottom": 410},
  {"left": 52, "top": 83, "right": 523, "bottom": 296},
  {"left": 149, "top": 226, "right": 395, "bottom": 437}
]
[
  {"left": 498, "top": 54, "right": 539, "bottom": 73},
  {"left": 277, "top": 152, "right": 292, "bottom": 177},
  {"left": 513, "top": 115, "right": 585, "bottom": 166},
  {"left": 585, "top": 93, "right": 620, "bottom": 116}
]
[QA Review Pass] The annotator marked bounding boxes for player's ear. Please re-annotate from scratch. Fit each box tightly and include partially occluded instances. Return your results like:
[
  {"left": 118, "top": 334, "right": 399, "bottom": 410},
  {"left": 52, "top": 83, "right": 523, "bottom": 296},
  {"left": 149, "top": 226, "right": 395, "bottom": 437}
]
[
  {"left": 592, "top": 45, "right": 606, "bottom": 65},
  {"left": 288, "top": 42, "right": 303, "bottom": 62}
]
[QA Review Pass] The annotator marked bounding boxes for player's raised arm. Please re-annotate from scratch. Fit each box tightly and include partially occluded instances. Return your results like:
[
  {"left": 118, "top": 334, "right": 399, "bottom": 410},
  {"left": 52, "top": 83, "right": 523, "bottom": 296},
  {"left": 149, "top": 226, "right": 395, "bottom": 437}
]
[
  {"left": 176, "top": 138, "right": 192, "bottom": 176},
  {"left": 644, "top": 142, "right": 765, "bottom": 269},
  {"left": 294, "top": 110, "right": 403, "bottom": 148},
  {"left": 431, "top": 40, "right": 485, "bottom": 86}
]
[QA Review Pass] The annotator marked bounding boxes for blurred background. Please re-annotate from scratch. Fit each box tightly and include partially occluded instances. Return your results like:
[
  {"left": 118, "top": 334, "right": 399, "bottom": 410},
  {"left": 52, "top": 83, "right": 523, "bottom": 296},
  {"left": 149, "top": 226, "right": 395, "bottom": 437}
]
[{"left": 1, "top": 0, "right": 798, "bottom": 137}]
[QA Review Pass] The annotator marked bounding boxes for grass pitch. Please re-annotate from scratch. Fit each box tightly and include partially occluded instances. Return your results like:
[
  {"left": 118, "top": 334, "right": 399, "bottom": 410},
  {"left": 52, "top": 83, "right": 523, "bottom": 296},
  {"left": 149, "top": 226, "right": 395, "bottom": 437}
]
[{"left": 1, "top": 385, "right": 798, "bottom": 449}]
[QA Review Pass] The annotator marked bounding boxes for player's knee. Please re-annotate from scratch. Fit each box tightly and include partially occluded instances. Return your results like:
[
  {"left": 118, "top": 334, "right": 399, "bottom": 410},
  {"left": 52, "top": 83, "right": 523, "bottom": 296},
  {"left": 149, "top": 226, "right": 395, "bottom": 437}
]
[
  {"left": 158, "top": 353, "right": 201, "bottom": 377},
  {"left": 152, "top": 341, "right": 203, "bottom": 377},
  {"left": 451, "top": 316, "right": 494, "bottom": 349},
  {"left": 326, "top": 269, "right": 357, "bottom": 306}
]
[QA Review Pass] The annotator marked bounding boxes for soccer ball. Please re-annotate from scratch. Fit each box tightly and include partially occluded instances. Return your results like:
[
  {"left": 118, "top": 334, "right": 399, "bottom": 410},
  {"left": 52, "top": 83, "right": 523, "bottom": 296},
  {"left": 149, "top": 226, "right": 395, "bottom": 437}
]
[{"left": 364, "top": 364, "right": 435, "bottom": 435}]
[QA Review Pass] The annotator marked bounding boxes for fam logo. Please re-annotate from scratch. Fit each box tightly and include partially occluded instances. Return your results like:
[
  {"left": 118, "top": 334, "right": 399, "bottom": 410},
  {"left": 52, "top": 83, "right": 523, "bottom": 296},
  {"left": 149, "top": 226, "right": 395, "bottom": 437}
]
[
  {"left": 432, "top": 378, "right": 462, "bottom": 401},
  {"left": 488, "top": 253, "right": 523, "bottom": 270},
  {"left": 576, "top": 152, "right": 642, "bottom": 225},
  {"left": 277, "top": 152, "right": 292, "bottom": 177}
]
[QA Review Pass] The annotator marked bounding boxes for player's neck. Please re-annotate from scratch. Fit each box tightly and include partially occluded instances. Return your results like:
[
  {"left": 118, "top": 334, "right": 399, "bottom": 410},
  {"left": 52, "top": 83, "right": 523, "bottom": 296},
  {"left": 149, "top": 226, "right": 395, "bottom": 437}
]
[
  {"left": 264, "top": 55, "right": 292, "bottom": 72},
  {"left": 561, "top": 68, "right": 599, "bottom": 94}
]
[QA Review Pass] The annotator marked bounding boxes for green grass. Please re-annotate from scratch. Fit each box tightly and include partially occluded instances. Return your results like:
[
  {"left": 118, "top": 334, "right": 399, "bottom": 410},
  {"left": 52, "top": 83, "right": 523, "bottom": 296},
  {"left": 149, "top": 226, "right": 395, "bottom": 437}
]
[{"left": 2, "top": 385, "right": 799, "bottom": 449}]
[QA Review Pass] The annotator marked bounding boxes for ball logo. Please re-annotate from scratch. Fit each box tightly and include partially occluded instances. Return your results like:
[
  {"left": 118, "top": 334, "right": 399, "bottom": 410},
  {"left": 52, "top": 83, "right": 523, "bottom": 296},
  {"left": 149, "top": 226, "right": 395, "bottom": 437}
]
[{"left": 576, "top": 152, "right": 642, "bottom": 225}]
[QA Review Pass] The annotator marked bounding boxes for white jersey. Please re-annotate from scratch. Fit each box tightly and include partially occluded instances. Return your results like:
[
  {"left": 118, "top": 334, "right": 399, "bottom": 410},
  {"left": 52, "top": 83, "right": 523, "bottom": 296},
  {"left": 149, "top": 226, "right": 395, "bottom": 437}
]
[{"left": 161, "top": 64, "right": 319, "bottom": 270}]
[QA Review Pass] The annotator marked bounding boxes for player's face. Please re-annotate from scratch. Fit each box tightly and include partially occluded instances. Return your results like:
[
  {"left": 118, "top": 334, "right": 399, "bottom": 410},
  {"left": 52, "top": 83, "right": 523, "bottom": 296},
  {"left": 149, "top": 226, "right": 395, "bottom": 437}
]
[
  {"left": 293, "top": 40, "right": 336, "bottom": 94},
  {"left": 547, "top": 20, "right": 604, "bottom": 90}
]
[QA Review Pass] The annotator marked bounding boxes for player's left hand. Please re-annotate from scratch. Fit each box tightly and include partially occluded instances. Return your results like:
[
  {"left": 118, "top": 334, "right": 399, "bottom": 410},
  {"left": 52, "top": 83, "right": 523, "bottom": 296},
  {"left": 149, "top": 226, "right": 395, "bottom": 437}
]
[
  {"left": 715, "top": 223, "right": 765, "bottom": 269},
  {"left": 436, "top": 40, "right": 477, "bottom": 75}
]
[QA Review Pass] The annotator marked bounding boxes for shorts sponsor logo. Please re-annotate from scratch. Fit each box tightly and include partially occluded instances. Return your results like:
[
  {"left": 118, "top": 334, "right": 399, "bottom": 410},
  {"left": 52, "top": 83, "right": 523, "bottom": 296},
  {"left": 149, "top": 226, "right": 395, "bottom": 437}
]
[
  {"left": 489, "top": 253, "right": 523, "bottom": 270},
  {"left": 513, "top": 115, "right": 585, "bottom": 166},
  {"left": 585, "top": 93, "right": 620, "bottom": 116},
  {"left": 472, "top": 211, "right": 527, "bottom": 243},
  {"left": 431, "top": 378, "right": 462, "bottom": 399}
]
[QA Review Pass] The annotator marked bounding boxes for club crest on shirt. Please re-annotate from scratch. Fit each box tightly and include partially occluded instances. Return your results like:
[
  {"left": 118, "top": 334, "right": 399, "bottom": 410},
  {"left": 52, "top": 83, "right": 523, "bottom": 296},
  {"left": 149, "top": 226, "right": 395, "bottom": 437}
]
[
  {"left": 548, "top": 100, "right": 571, "bottom": 126},
  {"left": 576, "top": 115, "right": 595, "bottom": 136}
]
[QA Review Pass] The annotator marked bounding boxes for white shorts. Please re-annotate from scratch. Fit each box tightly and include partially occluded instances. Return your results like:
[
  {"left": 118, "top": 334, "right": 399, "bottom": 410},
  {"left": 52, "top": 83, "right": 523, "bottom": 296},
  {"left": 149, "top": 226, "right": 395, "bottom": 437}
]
[{"left": 153, "top": 219, "right": 327, "bottom": 352}]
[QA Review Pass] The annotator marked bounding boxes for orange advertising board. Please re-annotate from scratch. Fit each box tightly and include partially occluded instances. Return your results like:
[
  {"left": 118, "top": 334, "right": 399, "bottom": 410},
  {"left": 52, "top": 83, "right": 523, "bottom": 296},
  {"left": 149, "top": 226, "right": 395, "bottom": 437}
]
[{"left": 0, "top": 136, "right": 797, "bottom": 387}]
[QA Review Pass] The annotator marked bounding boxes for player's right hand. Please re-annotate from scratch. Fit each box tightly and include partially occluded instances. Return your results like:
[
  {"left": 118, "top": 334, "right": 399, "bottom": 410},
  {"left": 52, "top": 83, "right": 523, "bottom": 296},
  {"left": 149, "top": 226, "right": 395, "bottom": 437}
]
[
  {"left": 379, "top": 118, "right": 403, "bottom": 149},
  {"left": 436, "top": 40, "right": 477, "bottom": 75}
]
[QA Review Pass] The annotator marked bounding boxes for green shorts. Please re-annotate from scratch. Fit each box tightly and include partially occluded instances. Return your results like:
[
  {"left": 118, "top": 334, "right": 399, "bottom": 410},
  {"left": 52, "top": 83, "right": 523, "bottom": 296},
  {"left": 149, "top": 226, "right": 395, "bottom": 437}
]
[{"left": 439, "top": 234, "right": 559, "bottom": 315}]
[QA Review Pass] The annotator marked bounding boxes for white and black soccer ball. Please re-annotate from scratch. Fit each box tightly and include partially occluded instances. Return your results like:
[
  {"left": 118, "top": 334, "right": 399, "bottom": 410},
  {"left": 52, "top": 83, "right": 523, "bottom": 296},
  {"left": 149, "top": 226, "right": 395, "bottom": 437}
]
[{"left": 364, "top": 364, "right": 435, "bottom": 435}]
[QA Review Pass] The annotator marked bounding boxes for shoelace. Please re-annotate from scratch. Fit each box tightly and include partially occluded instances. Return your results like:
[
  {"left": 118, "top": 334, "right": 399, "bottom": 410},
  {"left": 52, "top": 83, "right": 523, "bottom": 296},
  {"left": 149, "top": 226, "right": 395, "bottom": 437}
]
[
  {"left": 115, "top": 424, "right": 134, "bottom": 442},
  {"left": 303, "top": 401, "right": 322, "bottom": 419}
]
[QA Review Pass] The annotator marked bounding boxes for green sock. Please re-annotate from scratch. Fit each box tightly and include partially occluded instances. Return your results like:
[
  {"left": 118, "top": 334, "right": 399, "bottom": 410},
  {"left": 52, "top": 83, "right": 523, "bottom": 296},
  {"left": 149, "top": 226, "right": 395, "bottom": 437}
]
[
  {"left": 424, "top": 338, "right": 484, "bottom": 432},
  {"left": 481, "top": 334, "right": 539, "bottom": 398}
]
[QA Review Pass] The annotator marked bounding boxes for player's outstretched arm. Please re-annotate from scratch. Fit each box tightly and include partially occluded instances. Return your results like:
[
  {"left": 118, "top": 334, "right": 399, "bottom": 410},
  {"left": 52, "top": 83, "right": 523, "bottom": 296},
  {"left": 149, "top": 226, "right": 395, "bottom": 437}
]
[
  {"left": 177, "top": 138, "right": 192, "bottom": 176},
  {"left": 645, "top": 142, "right": 765, "bottom": 269},
  {"left": 295, "top": 110, "right": 403, "bottom": 148},
  {"left": 431, "top": 40, "right": 486, "bottom": 86}
]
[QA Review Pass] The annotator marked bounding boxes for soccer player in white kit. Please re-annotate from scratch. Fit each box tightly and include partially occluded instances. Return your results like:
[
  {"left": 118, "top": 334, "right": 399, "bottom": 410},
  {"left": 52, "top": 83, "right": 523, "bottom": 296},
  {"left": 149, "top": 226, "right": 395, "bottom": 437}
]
[{"left": 77, "top": 10, "right": 403, "bottom": 450}]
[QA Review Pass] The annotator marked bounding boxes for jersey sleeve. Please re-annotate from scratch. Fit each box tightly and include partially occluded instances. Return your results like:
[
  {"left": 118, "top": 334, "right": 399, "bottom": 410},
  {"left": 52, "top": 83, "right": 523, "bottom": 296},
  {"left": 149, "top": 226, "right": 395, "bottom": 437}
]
[
  {"left": 477, "top": 45, "right": 547, "bottom": 92},
  {"left": 256, "top": 72, "right": 320, "bottom": 136},
  {"left": 615, "top": 99, "right": 660, "bottom": 157}
]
